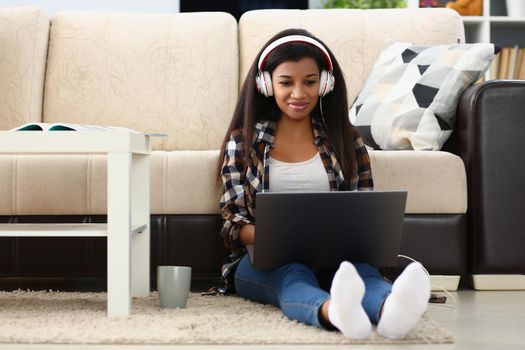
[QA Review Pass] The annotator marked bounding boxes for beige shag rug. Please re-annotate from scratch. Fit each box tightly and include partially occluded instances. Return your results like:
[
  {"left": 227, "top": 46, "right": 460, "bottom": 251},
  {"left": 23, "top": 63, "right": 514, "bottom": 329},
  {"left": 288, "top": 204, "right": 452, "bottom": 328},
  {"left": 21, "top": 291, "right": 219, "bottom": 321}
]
[{"left": 0, "top": 290, "right": 452, "bottom": 344}]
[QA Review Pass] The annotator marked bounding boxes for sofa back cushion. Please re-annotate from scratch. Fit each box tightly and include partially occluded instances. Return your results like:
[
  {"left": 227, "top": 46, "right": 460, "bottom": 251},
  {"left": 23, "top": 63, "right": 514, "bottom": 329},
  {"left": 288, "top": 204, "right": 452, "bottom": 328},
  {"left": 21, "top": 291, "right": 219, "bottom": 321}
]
[
  {"left": 43, "top": 12, "right": 238, "bottom": 151},
  {"left": 238, "top": 8, "right": 464, "bottom": 105},
  {"left": 0, "top": 7, "right": 49, "bottom": 130}
]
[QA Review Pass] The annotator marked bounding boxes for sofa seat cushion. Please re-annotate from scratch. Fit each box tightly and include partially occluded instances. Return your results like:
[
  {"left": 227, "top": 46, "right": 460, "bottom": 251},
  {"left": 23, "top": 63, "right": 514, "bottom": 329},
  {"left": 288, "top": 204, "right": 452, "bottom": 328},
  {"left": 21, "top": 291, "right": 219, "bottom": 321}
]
[
  {"left": 369, "top": 150, "right": 467, "bottom": 214},
  {"left": 0, "top": 151, "right": 221, "bottom": 216},
  {"left": 0, "top": 150, "right": 466, "bottom": 215}
]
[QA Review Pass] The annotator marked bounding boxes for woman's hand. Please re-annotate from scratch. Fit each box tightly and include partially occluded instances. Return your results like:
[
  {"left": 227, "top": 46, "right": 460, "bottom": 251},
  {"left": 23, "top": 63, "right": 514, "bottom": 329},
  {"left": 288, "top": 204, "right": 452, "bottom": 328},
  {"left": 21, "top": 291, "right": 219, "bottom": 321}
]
[{"left": 239, "top": 224, "right": 255, "bottom": 246}]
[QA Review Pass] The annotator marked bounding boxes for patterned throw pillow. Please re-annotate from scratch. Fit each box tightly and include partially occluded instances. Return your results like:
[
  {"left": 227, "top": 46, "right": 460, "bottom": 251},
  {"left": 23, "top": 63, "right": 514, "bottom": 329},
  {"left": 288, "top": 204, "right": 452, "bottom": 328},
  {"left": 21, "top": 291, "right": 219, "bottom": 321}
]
[{"left": 349, "top": 41, "right": 498, "bottom": 150}]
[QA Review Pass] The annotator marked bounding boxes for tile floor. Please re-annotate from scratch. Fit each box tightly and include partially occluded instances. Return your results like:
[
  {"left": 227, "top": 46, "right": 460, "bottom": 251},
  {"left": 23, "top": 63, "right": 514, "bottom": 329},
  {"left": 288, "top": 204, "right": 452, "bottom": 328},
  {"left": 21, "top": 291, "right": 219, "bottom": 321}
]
[{"left": 0, "top": 289, "right": 524, "bottom": 350}]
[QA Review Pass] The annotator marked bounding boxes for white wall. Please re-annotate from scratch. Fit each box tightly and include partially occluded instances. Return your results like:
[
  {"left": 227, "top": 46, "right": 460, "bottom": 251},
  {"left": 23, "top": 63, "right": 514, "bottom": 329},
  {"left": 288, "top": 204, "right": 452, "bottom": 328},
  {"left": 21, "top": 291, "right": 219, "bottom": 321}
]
[
  {"left": 407, "top": 0, "right": 419, "bottom": 8},
  {"left": 308, "top": 0, "right": 323, "bottom": 8},
  {"left": 0, "top": 0, "right": 180, "bottom": 14}
]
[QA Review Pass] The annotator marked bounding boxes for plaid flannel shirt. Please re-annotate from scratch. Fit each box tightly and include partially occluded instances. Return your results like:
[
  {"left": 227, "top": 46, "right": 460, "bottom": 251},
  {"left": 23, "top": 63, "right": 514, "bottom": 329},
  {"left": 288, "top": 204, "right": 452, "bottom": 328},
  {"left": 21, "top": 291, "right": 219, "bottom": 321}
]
[{"left": 218, "top": 118, "right": 373, "bottom": 292}]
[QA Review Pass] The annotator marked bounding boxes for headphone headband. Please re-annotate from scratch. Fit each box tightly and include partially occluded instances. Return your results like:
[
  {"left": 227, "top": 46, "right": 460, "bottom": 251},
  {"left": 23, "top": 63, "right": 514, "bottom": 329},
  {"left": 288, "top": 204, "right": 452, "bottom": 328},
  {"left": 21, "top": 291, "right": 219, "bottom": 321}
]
[
  {"left": 257, "top": 35, "right": 333, "bottom": 73},
  {"left": 255, "top": 34, "right": 335, "bottom": 97}
]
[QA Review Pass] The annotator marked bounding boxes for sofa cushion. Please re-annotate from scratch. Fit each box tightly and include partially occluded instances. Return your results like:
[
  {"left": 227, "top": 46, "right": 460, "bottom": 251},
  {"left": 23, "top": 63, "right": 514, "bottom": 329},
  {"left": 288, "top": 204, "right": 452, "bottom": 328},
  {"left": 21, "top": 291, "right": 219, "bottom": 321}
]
[
  {"left": 349, "top": 41, "right": 498, "bottom": 150},
  {"left": 43, "top": 12, "right": 238, "bottom": 151},
  {"left": 0, "top": 7, "right": 49, "bottom": 130},
  {"left": 239, "top": 8, "right": 464, "bottom": 106},
  {"left": 369, "top": 150, "right": 467, "bottom": 214},
  {"left": 0, "top": 150, "right": 466, "bottom": 215},
  {"left": 0, "top": 152, "right": 222, "bottom": 216}
]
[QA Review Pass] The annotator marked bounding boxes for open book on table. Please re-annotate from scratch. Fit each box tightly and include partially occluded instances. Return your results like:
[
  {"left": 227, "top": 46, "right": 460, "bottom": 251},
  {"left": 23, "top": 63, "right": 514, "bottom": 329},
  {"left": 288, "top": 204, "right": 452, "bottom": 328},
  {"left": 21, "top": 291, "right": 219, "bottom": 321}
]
[{"left": 10, "top": 123, "right": 166, "bottom": 136}]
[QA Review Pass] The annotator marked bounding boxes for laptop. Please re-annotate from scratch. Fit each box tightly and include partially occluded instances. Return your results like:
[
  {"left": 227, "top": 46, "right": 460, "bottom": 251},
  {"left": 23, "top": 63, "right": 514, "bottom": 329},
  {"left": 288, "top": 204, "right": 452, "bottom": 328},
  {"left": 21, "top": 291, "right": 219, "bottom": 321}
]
[{"left": 247, "top": 190, "right": 407, "bottom": 270}]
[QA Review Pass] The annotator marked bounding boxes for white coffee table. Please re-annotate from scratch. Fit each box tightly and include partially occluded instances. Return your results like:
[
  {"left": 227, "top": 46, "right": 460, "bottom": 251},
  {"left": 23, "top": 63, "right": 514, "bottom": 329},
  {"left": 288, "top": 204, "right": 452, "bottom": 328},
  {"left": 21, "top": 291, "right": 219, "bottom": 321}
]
[{"left": 0, "top": 131, "right": 151, "bottom": 317}]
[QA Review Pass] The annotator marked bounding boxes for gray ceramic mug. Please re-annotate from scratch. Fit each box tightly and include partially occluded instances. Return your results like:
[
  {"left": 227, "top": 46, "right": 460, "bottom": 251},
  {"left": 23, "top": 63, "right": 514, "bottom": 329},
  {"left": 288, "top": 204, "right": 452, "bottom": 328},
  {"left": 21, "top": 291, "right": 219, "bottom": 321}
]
[{"left": 157, "top": 266, "right": 192, "bottom": 308}]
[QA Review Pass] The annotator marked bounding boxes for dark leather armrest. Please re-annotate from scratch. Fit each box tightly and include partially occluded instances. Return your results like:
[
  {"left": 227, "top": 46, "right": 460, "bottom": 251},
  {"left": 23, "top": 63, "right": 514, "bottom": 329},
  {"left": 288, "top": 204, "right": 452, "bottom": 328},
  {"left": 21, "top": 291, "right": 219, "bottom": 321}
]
[{"left": 443, "top": 80, "right": 525, "bottom": 274}]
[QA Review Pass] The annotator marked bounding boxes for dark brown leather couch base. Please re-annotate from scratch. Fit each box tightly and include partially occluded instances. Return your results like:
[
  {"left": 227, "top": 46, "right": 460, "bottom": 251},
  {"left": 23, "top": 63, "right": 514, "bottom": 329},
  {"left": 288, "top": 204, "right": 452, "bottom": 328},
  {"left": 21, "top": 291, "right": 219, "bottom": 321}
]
[
  {"left": 0, "top": 213, "right": 466, "bottom": 291},
  {"left": 0, "top": 215, "right": 227, "bottom": 290},
  {"left": 401, "top": 214, "right": 466, "bottom": 275}
]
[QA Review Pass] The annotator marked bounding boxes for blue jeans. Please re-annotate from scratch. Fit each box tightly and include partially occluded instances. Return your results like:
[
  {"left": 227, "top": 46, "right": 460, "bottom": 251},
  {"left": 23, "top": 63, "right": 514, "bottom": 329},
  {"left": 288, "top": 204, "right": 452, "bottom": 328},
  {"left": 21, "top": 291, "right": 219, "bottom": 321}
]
[{"left": 235, "top": 254, "right": 392, "bottom": 328}]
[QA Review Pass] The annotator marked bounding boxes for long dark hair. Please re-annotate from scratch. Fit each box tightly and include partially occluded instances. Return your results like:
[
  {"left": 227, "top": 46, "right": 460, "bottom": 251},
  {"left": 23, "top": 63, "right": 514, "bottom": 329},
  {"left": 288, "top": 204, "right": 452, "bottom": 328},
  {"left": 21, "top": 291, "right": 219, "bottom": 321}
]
[{"left": 216, "top": 28, "right": 358, "bottom": 187}]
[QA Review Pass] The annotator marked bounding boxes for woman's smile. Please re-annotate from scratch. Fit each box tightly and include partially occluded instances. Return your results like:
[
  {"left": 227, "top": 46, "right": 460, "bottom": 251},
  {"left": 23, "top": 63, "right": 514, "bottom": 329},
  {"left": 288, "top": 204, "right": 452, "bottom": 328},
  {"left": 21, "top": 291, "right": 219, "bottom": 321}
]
[{"left": 288, "top": 101, "right": 308, "bottom": 111}]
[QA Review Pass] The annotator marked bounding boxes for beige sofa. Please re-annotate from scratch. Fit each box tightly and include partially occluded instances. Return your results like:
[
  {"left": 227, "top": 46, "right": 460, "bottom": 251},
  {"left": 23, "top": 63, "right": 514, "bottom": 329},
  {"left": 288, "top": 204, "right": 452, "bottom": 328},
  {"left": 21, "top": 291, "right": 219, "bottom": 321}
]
[{"left": 0, "top": 7, "right": 468, "bottom": 290}]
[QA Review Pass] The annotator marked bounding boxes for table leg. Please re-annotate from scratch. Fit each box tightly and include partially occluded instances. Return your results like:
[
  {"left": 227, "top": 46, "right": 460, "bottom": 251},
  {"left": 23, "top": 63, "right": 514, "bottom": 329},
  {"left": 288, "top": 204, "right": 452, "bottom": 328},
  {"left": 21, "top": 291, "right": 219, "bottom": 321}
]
[
  {"left": 131, "top": 153, "right": 150, "bottom": 297},
  {"left": 107, "top": 152, "right": 132, "bottom": 317}
]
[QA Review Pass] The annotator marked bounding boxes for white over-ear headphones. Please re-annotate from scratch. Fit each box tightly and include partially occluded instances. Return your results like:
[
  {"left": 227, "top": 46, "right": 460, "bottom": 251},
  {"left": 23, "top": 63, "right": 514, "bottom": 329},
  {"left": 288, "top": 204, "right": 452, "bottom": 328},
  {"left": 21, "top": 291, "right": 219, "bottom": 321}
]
[{"left": 255, "top": 35, "right": 335, "bottom": 98}]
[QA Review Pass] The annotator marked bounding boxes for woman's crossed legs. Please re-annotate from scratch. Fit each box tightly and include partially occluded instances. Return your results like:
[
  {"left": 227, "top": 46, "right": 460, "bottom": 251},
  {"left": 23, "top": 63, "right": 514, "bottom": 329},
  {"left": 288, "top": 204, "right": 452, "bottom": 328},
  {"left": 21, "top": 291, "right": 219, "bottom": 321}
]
[{"left": 235, "top": 255, "right": 430, "bottom": 339}]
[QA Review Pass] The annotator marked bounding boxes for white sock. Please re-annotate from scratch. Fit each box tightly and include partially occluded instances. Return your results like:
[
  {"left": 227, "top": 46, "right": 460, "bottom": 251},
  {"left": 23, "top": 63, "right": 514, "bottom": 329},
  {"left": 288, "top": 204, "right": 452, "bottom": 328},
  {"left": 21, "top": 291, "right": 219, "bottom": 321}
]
[
  {"left": 377, "top": 262, "right": 431, "bottom": 339},
  {"left": 328, "top": 261, "right": 371, "bottom": 339}
]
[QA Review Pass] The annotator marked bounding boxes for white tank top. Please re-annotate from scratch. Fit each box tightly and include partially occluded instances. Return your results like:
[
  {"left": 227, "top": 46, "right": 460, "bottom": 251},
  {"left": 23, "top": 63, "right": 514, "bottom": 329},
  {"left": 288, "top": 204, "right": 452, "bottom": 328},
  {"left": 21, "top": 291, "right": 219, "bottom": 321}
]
[{"left": 268, "top": 152, "right": 330, "bottom": 192}]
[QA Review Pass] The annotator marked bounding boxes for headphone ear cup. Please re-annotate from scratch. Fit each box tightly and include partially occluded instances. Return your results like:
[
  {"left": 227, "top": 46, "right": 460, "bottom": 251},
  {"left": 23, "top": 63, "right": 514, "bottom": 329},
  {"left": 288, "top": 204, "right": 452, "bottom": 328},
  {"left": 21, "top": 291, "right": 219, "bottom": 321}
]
[
  {"left": 255, "top": 71, "right": 273, "bottom": 97},
  {"left": 255, "top": 71, "right": 266, "bottom": 96},
  {"left": 262, "top": 71, "right": 273, "bottom": 97},
  {"left": 319, "top": 70, "right": 335, "bottom": 97}
]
